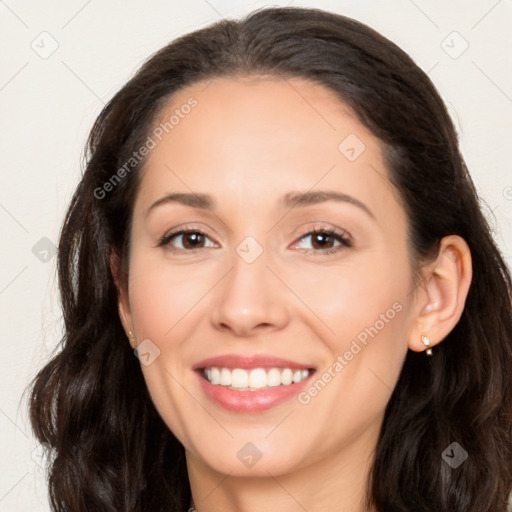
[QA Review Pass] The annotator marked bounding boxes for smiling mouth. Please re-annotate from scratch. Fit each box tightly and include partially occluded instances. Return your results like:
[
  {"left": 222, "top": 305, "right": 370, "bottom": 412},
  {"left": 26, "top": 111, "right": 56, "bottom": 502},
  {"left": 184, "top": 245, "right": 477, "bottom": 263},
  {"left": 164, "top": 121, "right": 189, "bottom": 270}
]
[{"left": 200, "top": 366, "right": 315, "bottom": 391}]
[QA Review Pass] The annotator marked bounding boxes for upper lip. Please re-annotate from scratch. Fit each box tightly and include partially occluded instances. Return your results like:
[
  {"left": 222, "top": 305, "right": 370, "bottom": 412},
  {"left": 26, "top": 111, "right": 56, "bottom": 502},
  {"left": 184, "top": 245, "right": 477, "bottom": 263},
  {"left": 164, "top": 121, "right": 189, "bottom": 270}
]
[{"left": 193, "top": 354, "right": 316, "bottom": 371}]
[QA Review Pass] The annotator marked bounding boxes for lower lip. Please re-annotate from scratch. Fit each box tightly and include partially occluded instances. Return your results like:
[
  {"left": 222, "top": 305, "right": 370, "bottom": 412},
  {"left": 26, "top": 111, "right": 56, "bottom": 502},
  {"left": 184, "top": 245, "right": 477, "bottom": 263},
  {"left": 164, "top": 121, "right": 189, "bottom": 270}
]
[{"left": 196, "top": 371, "right": 313, "bottom": 413}]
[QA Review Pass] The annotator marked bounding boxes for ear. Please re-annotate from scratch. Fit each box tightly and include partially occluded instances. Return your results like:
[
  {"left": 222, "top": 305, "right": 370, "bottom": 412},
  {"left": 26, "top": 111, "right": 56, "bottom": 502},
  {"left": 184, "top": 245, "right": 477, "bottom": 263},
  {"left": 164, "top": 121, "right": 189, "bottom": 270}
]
[
  {"left": 110, "top": 251, "right": 134, "bottom": 339},
  {"left": 408, "top": 235, "right": 472, "bottom": 353}
]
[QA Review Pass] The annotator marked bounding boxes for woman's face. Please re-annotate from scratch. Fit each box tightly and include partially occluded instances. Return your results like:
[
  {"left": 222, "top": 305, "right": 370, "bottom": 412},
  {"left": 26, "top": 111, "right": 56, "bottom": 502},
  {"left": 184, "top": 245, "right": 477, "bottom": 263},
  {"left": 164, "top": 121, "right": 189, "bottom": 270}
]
[{"left": 121, "top": 76, "right": 419, "bottom": 478}]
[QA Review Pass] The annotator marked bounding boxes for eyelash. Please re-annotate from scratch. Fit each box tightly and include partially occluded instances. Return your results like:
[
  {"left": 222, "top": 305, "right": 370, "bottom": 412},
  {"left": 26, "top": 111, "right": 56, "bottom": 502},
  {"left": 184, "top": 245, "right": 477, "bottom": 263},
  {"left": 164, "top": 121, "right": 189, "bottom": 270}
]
[{"left": 157, "top": 226, "right": 353, "bottom": 256}]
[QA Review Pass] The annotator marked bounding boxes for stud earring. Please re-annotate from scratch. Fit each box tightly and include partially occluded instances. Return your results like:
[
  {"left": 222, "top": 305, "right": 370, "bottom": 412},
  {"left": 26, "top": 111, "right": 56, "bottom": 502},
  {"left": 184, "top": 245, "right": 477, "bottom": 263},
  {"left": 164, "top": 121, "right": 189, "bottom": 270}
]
[
  {"left": 128, "top": 331, "right": 137, "bottom": 349},
  {"left": 421, "top": 335, "right": 433, "bottom": 356}
]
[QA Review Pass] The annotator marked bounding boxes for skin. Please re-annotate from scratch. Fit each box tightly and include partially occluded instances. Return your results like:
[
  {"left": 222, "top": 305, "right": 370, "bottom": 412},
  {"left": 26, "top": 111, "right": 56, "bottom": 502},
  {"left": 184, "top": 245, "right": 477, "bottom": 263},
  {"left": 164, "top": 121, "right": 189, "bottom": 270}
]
[{"left": 115, "top": 76, "right": 472, "bottom": 512}]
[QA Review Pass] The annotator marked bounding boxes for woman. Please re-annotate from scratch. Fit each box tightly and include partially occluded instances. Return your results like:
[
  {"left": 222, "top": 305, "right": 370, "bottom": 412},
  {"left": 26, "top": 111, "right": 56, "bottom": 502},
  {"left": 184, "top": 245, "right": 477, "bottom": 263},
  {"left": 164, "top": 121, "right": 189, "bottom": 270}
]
[{"left": 29, "top": 6, "right": 512, "bottom": 512}]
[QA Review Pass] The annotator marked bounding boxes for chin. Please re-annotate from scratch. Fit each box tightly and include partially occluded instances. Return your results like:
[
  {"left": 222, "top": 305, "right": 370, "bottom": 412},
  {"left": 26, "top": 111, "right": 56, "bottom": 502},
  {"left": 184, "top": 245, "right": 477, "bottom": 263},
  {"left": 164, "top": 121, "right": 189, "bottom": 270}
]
[{"left": 188, "top": 436, "right": 308, "bottom": 477}]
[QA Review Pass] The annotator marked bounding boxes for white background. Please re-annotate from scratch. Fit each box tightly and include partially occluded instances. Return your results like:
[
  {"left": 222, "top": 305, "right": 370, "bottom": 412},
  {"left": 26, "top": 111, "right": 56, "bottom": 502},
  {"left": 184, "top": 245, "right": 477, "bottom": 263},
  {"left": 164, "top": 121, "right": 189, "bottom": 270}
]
[{"left": 1, "top": 1, "right": 511, "bottom": 510}]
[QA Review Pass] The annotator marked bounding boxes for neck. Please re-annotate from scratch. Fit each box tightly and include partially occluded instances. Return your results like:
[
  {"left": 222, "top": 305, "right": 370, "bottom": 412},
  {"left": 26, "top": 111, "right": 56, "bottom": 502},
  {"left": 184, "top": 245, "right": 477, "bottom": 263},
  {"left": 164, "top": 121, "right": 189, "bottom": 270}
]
[{"left": 186, "top": 426, "right": 379, "bottom": 512}]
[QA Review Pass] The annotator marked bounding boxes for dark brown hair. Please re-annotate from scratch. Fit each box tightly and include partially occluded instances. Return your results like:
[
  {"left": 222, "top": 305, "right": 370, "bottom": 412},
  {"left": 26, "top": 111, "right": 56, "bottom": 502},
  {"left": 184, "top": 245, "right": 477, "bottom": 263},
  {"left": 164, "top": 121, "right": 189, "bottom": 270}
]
[{"left": 29, "top": 6, "right": 512, "bottom": 511}]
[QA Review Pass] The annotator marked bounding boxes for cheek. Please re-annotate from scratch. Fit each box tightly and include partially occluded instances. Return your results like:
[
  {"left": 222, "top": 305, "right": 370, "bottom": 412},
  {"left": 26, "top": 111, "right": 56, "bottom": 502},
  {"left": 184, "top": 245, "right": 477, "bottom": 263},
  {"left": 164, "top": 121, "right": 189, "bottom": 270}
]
[
  {"left": 283, "top": 250, "right": 411, "bottom": 352},
  {"left": 288, "top": 250, "right": 412, "bottom": 417},
  {"left": 126, "top": 254, "right": 207, "bottom": 440},
  {"left": 292, "top": 269, "right": 410, "bottom": 450},
  {"left": 127, "top": 254, "right": 217, "bottom": 340}
]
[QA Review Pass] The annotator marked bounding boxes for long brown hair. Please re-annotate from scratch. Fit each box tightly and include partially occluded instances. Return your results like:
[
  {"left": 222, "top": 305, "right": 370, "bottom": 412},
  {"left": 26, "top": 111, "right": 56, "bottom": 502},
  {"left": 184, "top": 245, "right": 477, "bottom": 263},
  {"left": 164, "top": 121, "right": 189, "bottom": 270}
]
[{"left": 29, "top": 7, "right": 512, "bottom": 511}]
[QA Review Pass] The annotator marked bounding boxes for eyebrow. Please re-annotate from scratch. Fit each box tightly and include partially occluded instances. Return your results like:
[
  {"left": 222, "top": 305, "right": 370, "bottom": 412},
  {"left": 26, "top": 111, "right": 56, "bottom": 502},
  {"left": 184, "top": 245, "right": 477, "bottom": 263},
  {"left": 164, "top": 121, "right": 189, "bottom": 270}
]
[{"left": 146, "top": 190, "right": 375, "bottom": 219}]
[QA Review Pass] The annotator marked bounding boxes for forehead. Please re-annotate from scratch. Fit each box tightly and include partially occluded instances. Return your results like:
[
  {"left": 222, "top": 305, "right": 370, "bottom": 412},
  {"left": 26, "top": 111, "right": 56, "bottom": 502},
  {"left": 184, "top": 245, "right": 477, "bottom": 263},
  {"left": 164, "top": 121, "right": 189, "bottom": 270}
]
[{"left": 134, "top": 75, "right": 397, "bottom": 220}]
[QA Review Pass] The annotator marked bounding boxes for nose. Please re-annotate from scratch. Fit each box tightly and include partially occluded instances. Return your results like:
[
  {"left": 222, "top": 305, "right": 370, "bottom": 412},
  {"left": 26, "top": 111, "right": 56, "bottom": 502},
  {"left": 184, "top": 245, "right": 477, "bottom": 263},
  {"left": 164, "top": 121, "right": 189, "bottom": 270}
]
[{"left": 210, "top": 247, "right": 291, "bottom": 337}]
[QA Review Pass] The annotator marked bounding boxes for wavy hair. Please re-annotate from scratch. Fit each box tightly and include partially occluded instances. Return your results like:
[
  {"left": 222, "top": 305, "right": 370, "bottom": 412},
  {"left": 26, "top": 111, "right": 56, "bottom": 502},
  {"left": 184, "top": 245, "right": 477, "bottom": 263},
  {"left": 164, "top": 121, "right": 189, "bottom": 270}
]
[{"left": 29, "top": 6, "right": 512, "bottom": 511}]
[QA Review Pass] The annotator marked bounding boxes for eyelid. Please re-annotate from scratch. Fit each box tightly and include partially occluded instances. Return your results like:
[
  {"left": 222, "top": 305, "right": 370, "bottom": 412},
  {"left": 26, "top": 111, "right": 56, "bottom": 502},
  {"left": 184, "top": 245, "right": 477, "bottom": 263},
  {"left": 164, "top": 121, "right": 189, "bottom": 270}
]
[
  {"left": 157, "top": 223, "right": 218, "bottom": 248},
  {"left": 290, "top": 222, "right": 353, "bottom": 244},
  {"left": 289, "top": 224, "right": 353, "bottom": 252}
]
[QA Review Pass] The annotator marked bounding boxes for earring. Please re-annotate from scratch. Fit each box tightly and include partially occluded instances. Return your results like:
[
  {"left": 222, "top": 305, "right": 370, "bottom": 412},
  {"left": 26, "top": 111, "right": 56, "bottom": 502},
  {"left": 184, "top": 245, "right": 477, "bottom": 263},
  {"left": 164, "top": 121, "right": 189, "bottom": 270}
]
[
  {"left": 128, "top": 331, "right": 137, "bottom": 349},
  {"left": 421, "top": 335, "right": 433, "bottom": 356}
]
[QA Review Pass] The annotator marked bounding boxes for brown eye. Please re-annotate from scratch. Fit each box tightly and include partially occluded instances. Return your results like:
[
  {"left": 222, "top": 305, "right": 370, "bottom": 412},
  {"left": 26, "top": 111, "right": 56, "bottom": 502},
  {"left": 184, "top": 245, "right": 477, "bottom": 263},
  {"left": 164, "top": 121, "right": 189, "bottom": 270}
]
[
  {"left": 294, "top": 228, "right": 352, "bottom": 254},
  {"left": 310, "top": 232, "right": 336, "bottom": 250},
  {"left": 159, "top": 229, "right": 217, "bottom": 252},
  {"left": 180, "top": 232, "right": 205, "bottom": 249}
]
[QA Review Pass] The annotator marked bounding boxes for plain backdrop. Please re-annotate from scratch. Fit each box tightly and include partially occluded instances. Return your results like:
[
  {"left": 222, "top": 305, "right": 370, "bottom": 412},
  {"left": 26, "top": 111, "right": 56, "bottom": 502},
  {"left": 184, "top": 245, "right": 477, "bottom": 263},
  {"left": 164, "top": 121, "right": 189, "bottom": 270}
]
[{"left": 0, "top": 1, "right": 511, "bottom": 510}]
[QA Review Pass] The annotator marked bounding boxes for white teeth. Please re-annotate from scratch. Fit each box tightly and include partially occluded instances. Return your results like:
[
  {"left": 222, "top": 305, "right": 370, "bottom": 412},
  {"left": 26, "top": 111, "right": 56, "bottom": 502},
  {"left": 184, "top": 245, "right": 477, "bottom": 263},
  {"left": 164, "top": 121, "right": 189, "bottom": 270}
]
[
  {"left": 210, "top": 367, "right": 220, "bottom": 385},
  {"left": 203, "top": 367, "right": 312, "bottom": 390},
  {"left": 231, "top": 369, "right": 248, "bottom": 388},
  {"left": 281, "top": 368, "right": 293, "bottom": 385},
  {"left": 220, "top": 368, "right": 231, "bottom": 386},
  {"left": 267, "top": 368, "right": 281, "bottom": 387},
  {"left": 248, "top": 368, "right": 267, "bottom": 389}
]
